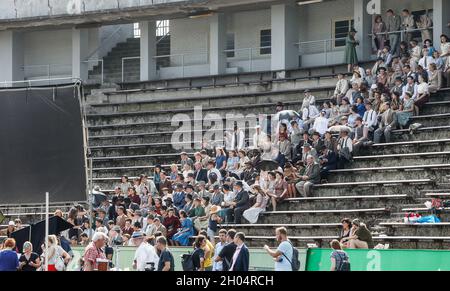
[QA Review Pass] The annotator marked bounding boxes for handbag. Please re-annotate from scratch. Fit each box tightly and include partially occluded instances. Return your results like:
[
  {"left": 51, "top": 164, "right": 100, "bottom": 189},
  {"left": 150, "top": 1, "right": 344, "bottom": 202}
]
[{"left": 55, "top": 255, "right": 66, "bottom": 271}]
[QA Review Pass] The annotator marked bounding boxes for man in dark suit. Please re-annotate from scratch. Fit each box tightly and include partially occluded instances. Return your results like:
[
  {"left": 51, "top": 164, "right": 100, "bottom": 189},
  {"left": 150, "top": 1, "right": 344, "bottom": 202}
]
[
  {"left": 193, "top": 162, "right": 208, "bottom": 184},
  {"left": 229, "top": 232, "right": 249, "bottom": 271},
  {"left": 231, "top": 181, "right": 250, "bottom": 224},
  {"left": 319, "top": 145, "right": 338, "bottom": 181}
]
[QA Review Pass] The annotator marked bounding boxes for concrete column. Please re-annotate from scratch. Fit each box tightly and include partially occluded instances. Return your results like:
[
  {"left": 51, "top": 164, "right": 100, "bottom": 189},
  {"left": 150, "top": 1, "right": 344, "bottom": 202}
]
[
  {"left": 140, "top": 21, "right": 157, "bottom": 81},
  {"left": 354, "top": 0, "right": 372, "bottom": 62},
  {"left": 270, "top": 3, "right": 299, "bottom": 72},
  {"left": 209, "top": 13, "right": 227, "bottom": 76},
  {"left": 72, "top": 28, "right": 90, "bottom": 81},
  {"left": 433, "top": 0, "right": 450, "bottom": 43},
  {"left": 0, "top": 31, "right": 24, "bottom": 84}
]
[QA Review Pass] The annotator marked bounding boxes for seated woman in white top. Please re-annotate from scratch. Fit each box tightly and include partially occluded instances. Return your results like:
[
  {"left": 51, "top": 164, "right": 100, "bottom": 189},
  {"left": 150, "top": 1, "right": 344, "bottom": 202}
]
[
  {"left": 415, "top": 74, "right": 430, "bottom": 108},
  {"left": 243, "top": 185, "right": 270, "bottom": 224}
]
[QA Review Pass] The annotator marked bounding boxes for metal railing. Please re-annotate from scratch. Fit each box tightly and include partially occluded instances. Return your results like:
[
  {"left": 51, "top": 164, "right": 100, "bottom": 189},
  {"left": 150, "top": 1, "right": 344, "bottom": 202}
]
[
  {"left": 368, "top": 27, "right": 434, "bottom": 43},
  {"left": 21, "top": 64, "right": 72, "bottom": 81},
  {"left": 82, "top": 58, "right": 104, "bottom": 85},
  {"left": 86, "top": 25, "right": 125, "bottom": 61},
  {"left": 0, "top": 77, "right": 79, "bottom": 88},
  {"left": 121, "top": 56, "right": 141, "bottom": 83},
  {"left": 153, "top": 51, "right": 209, "bottom": 78},
  {"left": 224, "top": 46, "right": 272, "bottom": 72}
]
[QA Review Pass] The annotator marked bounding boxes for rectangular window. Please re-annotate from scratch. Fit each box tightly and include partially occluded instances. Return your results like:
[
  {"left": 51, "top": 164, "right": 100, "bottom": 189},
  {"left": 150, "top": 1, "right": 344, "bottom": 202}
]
[
  {"left": 226, "top": 33, "right": 235, "bottom": 58},
  {"left": 260, "top": 29, "right": 271, "bottom": 55},
  {"left": 133, "top": 23, "right": 141, "bottom": 38},
  {"left": 333, "top": 19, "right": 354, "bottom": 47}
]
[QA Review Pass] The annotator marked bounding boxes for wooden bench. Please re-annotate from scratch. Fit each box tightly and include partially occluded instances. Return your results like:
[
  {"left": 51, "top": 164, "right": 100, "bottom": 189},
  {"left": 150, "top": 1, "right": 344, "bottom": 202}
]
[
  {"left": 353, "top": 151, "right": 450, "bottom": 160},
  {"left": 330, "top": 164, "right": 450, "bottom": 174},
  {"left": 392, "top": 125, "right": 450, "bottom": 134},
  {"left": 92, "top": 164, "right": 178, "bottom": 171},
  {"left": 313, "top": 179, "right": 433, "bottom": 188},
  {"left": 425, "top": 193, "right": 450, "bottom": 198},
  {"left": 286, "top": 194, "right": 408, "bottom": 202},
  {"left": 380, "top": 222, "right": 450, "bottom": 227},
  {"left": 411, "top": 113, "right": 450, "bottom": 120},
  {"left": 372, "top": 138, "right": 450, "bottom": 148},
  {"left": 91, "top": 152, "right": 194, "bottom": 161},
  {"left": 93, "top": 86, "right": 334, "bottom": 108},
  {"left": 219, "top": 223, "right": 341, "bottom": 228},
  {"left": 262, "top": 207, "right": 389, "bottom": 215}
]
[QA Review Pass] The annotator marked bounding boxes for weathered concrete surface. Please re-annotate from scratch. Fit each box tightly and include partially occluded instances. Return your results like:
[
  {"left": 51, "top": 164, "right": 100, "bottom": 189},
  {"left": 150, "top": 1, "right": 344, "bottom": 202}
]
[{"left": 0, "top": 0, "right": 282, "bottom": 31}]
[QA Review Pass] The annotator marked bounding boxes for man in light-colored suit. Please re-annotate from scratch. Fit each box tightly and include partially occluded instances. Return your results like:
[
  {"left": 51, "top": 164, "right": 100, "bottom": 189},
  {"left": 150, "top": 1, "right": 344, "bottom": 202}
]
[
  {"left": 386, "top": 9, "right": 402, "bottom": 56},
  {"left": 295, "top": 155, "right": 321, "bottom": 197},
  {"left": 374, "top": 102, "right": 397, "bottom": 144}
]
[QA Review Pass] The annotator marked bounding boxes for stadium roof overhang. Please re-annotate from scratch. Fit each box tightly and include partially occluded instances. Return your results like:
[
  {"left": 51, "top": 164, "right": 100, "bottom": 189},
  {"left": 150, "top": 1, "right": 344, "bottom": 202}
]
[{"left": 0, "top": 0, "right": 303, "bottom": 32}]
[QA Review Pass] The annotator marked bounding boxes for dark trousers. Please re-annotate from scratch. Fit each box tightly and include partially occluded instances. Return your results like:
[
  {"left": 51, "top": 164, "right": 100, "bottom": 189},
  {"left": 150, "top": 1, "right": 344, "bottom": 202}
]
[
  {"left": 337, "top": 156, "right": 350, "bottom": 169},
  {"left": 234, "top": 206, "right": 250, "bottom": 224}
]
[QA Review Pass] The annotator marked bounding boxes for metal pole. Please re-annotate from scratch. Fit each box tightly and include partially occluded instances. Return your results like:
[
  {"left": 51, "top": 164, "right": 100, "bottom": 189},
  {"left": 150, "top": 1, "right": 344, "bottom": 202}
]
[
  {"left": 101, "top": 59, "right": 104, "bottom": 85},
  {"left": 45, "top": 192, "right": 49, "bottom": 272},
  {"left": 324, "top": 40, "right": 328, "bottom": 66},
  {"left": 121, "top": 58, "right": 125, "bottom": 83},
  {"left": 181, "top": 54, "right": 185, "bottom": 78},
  {"left": 248, "top": 48, "right": 252, "bottom": 72}
]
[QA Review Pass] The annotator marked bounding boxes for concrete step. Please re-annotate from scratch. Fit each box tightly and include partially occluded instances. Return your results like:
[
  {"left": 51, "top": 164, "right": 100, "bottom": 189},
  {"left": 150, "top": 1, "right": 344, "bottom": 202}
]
[
  {"left": 257, "top": 207, "right": 390, "bottom": 224},
  {"left": 242, "top": 235, "right": 450, "bottom": 249},
  {"left": 328, "top": 168, "right": 450, "bottom": 184},
  {"left": 278, "top": 194, "right": 412, "bottom": 212},
  {"left": 381, "top": 222, "right": 450, "bottom": 237}
]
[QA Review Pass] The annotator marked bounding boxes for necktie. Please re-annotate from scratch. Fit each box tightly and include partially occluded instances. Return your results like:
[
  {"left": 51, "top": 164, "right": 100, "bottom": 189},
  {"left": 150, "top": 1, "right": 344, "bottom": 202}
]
[{"left": 235, "top": 132, "right": 238, "bottom": 149}]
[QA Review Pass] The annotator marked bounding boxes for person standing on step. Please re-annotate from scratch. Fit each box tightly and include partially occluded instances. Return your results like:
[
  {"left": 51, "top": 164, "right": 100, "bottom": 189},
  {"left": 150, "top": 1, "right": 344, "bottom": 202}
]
[
  {"left": 345, "top": 28, "right": 359, "bottom": 73},
  {"left": 386, "top": 9, "right": 402, "bottom": 56}
]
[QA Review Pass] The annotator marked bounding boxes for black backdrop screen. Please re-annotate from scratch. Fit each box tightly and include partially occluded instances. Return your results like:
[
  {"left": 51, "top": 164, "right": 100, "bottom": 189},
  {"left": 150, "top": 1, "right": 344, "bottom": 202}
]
[{"left": 0, "top": 86, "right": 87, "bottom": 204}]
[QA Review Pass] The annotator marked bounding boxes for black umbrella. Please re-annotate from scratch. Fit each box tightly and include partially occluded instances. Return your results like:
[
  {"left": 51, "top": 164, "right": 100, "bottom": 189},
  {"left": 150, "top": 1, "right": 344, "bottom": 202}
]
[
  {"left": 11, "top": 216, "right": 74, "bottom": 254},
  {"left": 256, "top": 160, "right": 280, "bottom": 172},
  {"left": 92, "top": 191, "right": 107, "bottom": 208}
]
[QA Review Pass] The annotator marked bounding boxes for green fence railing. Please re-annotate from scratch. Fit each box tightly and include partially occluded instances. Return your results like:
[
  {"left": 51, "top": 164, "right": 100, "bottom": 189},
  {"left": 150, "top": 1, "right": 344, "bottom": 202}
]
[
  {"left": 70, "top": 246, "right": 308, "bottom": 271},
  {"left": 306, "top": 248, "right": 450, "bottom": 271}
]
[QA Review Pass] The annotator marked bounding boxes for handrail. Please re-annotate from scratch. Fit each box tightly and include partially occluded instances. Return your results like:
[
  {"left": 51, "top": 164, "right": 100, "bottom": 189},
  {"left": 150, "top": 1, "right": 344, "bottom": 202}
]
[
  {"left": 368, "top": 26, "right": 434, "bottom": 37},
  {"left": 294, "top": 37, "right": 346, "bottom": 46},
  {"left": 121, "top": 56, "right": 141, "bottom": 83},
  {"left": 223, "top": 46, "right": 272, "bottom": 53},
  {"left": 0, "top": 77, "right": 79, "bottom": 87},
  {"left": 85, "top": 25, "right": 124, "bottom": 61},
  {"left": 82, "top": 58, "right": 104, "bottom": 85}
]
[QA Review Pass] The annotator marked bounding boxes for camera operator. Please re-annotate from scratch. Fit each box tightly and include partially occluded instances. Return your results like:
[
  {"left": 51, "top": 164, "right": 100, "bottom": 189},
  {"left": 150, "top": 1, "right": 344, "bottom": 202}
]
[{"left": 132, "top": 232, "right": 159, "bottom": 271}]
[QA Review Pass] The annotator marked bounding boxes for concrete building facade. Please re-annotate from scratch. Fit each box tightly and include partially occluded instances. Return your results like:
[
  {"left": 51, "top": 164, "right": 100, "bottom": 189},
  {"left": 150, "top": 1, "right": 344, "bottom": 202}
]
[{"left": 0, "top": 0, "right": 448, "bottom": 84}]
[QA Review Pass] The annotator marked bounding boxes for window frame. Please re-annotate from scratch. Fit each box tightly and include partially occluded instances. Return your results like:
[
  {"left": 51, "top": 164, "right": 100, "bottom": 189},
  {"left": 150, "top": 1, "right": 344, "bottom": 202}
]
[{"left": 332, "top": 17, "right": 354, "bottom": 49}]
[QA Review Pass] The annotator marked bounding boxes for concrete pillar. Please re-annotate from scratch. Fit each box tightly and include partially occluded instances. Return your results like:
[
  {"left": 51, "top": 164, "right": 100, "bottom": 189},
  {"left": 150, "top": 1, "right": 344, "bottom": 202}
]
[
  {"left": 354, "top": 0, "right": 373, "bottom": 62},
  {"left": 72, "top": 28, "right": 90, "bottom": 81},
  {"left": 270, "top": 3, "right": 299, "bottom": 72},
  {"left": 433, "top": 0, "right": 450, "bottom": 44},
  {"left": 209, "top": 13, "right": 227, "bottom": 76},
  {"left": 140, "top": 21, "right": 157, "bottom": 81},
  {"left": 0, "top": 31, "right": 24, "bottom": 84}
]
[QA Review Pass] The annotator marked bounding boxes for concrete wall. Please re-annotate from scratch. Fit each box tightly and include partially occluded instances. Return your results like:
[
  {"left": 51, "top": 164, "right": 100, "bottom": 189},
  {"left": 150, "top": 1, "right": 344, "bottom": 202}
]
[
  {"left": 23, "top": 30, "right": 72, "bottom": 78},
  {"left": 22, "top": 28, "right": 103, "bottom": 79},
  {"left": 170, "top": 17, "right": 209, "bottom": 67},
  {"left": 299, "top": 0, "right": 354, "bottom": 42},
  {"left": 0, "top": 0, "right": 186, "bottom": 19}
]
